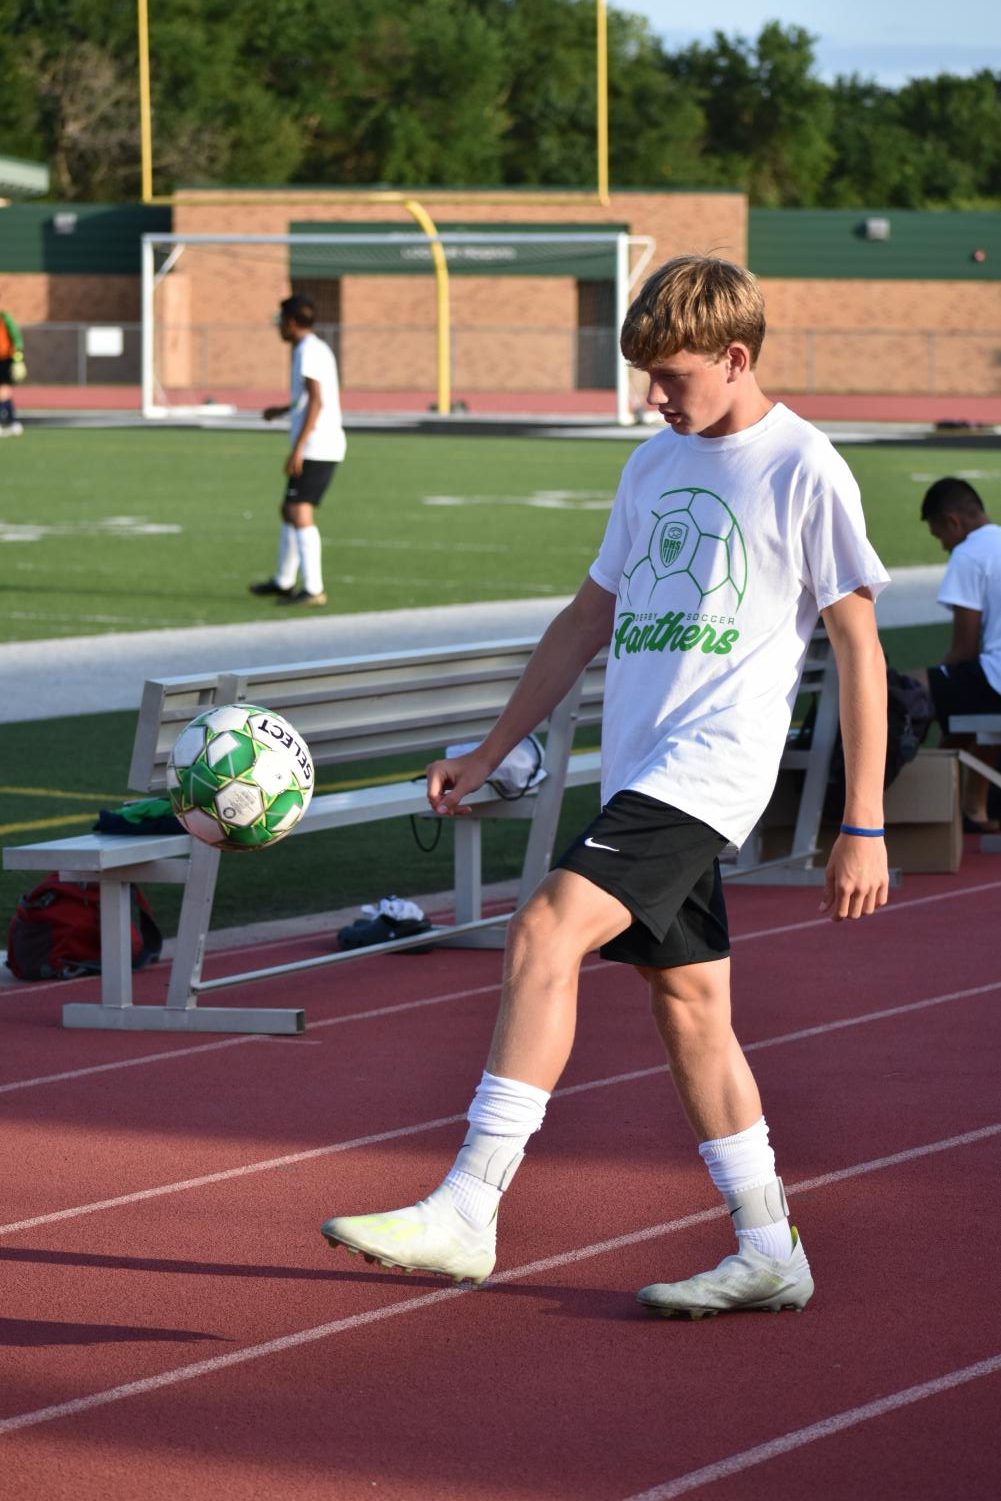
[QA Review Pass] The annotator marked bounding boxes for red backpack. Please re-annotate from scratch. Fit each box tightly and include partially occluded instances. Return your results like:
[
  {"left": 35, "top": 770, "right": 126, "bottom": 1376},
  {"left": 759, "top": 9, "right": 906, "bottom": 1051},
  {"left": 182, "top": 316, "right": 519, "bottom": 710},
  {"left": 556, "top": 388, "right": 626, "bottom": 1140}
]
[{"left": 5, "top": 876, "right": 162, "bottom": 982}]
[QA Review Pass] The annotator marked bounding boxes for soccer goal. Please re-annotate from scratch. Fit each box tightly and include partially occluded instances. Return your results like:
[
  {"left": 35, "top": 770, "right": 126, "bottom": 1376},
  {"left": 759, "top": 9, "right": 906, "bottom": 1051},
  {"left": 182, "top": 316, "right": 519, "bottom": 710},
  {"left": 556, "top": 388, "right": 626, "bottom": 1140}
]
[{"left": 140, "top": 229, "right": 656, "bottom": 424}]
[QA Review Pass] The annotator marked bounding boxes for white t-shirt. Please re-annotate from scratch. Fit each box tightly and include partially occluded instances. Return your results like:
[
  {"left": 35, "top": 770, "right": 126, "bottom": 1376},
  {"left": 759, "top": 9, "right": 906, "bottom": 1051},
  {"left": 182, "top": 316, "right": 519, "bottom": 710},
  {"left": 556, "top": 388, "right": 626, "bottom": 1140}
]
[
  {"left": 290, "top": 331, "right": 346, "bottom": 462},
  {"left": 936, "top": 522, "right": 1001, "bottom": 693},
  {"left": 589, "top": 402, "right": 889, "bottom": 846}
]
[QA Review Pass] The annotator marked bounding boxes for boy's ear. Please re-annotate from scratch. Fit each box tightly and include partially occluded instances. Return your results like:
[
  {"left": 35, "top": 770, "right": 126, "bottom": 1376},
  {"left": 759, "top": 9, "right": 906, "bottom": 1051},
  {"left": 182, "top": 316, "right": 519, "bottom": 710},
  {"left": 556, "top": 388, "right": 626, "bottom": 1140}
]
[{"left": 724, "top": 342, "right": 752, "bottom": 377}]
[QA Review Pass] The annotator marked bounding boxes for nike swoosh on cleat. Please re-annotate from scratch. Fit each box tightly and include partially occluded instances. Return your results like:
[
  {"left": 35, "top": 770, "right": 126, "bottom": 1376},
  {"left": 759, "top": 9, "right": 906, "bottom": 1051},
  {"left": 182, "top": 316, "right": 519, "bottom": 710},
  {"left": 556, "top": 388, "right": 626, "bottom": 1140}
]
[{"left": 584, "top": 836, "right": 619, "bottom": 852}]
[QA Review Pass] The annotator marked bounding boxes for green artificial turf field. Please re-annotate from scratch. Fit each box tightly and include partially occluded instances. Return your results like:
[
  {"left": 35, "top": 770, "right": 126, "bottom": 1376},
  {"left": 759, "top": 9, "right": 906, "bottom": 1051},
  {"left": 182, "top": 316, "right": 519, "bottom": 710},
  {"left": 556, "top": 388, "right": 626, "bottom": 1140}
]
[
  {"left": 2, "top": 425, "right": 996, "bottom": 941},
  {"left": 2, "top": 426, "right": 999, "bottom": 643}
]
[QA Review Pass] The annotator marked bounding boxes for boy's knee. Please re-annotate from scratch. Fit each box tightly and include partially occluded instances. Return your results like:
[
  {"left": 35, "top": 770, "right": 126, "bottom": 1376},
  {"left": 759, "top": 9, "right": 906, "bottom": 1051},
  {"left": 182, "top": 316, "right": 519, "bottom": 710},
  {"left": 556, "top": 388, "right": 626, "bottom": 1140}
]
[
  {"left": 646, "top": 963, "right": 729, "bottom": 1021},
  {"left": 507, "top": 891, "right": 560, "bottom": 956}
]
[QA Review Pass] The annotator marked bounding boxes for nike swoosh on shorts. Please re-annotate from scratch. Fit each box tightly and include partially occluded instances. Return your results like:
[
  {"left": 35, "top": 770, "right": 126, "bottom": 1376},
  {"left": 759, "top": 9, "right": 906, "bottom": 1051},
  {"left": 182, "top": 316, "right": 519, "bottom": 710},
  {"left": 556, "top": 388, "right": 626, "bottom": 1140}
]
[{"left": 584, "top": 836, "right": 618, "bottom": 852}]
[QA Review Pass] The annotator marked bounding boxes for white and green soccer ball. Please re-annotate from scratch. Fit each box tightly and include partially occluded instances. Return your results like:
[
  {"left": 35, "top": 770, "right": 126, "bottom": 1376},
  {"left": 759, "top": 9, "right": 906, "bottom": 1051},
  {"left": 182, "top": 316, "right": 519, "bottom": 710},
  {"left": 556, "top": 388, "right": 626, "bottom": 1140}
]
[{"left": 166, "top": 704, "right": 314, "bottom": 852}]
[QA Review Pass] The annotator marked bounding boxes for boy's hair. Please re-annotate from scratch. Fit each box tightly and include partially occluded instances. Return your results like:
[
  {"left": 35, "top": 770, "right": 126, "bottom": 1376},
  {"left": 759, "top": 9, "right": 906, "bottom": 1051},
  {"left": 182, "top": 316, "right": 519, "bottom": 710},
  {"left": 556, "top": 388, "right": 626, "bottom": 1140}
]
[
  {"left": 920, "top": 476, "right": 985, "bottom": 523},
  {"left": 279, "top": 294, "right": 316, "bottom": 328},
  {"left": 620, "top": 255, "right": 766, "bottom": 367}
]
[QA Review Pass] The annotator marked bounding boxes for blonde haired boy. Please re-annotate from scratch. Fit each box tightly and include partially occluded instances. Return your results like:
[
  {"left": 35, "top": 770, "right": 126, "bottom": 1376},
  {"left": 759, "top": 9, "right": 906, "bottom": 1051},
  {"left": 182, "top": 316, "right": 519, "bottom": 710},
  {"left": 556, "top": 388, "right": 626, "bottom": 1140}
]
[{"left": 322, "top": 255, "right": 890, "bottom": 1317}]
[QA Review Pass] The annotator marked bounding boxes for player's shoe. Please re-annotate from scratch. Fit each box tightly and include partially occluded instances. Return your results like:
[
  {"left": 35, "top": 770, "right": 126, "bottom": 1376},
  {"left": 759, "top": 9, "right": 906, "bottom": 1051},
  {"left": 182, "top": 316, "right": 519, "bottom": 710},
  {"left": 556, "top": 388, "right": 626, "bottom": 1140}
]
[
  {"left": 637, "top": 1228, "right": 814, "bottom": 1318},
  {"left": 321, "top": 1186, "right": 496, "bottom": 1285},
  {"left": 249, "top": 579, "right": 294, "bottom": 597},
  {"left": 281, "top": 588, "right": 328, "bottom": 607}
]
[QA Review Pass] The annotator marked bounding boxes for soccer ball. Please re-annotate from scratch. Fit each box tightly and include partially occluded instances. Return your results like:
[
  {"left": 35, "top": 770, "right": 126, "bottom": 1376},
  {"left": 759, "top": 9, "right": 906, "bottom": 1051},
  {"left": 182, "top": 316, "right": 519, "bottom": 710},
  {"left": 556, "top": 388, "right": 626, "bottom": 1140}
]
[{"left": 166, "top": 703, "right": 314, "bottom": 852}]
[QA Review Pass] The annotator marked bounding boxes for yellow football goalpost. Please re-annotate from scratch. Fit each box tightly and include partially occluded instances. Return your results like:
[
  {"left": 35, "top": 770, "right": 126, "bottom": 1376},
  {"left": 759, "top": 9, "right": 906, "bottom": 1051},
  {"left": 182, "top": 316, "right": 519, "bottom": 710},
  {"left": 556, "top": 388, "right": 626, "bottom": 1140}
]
[{"left": 135, "top": 2, "right": 625, "bottom": 418}]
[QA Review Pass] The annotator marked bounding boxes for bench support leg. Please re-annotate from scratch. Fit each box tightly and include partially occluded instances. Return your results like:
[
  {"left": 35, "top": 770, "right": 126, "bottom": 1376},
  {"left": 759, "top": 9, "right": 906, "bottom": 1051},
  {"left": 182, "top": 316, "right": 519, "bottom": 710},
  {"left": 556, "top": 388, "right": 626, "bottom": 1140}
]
[
  {"left": 453, "top": 820, "right": 483, "bottom": 925},
  {"left": 166, "top": 841, "right": 222, "bottom": 1011},
  {"left": 64, "top": 841, "right": 304, "bottom": 1034},
  {"left": 100, "top": 880, "right": 134, "bottom": 1009},
  {"left": 732, "top": 646, "right": 840, "bottom": 885}
]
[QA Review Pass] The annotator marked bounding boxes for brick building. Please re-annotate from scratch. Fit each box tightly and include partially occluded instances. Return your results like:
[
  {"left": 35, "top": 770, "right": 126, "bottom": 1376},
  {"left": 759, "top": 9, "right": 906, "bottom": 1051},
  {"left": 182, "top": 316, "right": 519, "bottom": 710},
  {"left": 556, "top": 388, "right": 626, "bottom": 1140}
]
[{"left": 0, "top": 189, "right": 998, "bottom": 418}]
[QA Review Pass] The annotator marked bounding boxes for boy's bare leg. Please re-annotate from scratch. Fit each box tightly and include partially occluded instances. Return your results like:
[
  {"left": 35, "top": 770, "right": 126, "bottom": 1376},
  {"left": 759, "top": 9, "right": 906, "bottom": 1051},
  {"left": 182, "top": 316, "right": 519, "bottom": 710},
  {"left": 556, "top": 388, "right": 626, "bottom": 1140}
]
[
  {"left": 641, "top": 958, "right": 761, "bottom": 1140},
  {"left": 486, "top": 869, "right": 634, "bottom": 1090},
  {"left": 321, "top": 870, "right": 632, "bottom": 1280}
]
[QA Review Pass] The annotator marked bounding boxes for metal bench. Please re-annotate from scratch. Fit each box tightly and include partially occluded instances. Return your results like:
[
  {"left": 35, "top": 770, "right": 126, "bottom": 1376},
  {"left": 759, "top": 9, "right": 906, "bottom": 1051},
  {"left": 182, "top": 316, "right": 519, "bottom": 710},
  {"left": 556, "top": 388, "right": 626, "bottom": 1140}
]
[
  {"left": 4, "top": 638, "right": 605, "bottom": 1035},
  {"left": 4, "top": 630, "right": 844, "bottom": 1034},
  {"left": 949, "top": 713, "right": 1001, "bottom": 852}
]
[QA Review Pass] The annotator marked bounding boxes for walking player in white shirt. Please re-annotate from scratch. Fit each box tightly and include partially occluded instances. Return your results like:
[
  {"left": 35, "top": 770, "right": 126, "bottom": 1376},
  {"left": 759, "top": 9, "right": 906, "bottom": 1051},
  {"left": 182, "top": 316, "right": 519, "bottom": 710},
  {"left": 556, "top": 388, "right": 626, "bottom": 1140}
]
[
  {"left": 321, "top": 255, "right": 891, "bottom": 1318},
  {"left": 250, "top": 294, "right": 346, "bottom": 607}
]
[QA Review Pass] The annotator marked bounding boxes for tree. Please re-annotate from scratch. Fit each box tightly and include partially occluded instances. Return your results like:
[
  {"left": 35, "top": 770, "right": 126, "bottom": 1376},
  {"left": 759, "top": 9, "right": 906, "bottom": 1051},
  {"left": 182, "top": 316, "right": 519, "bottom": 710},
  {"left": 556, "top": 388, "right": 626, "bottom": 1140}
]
[
  {"left": 0, "top": 0, "right": 998, "bottom": 207},
  {"left": 663, "top": 23, "right": 835, "bottom": 205}
]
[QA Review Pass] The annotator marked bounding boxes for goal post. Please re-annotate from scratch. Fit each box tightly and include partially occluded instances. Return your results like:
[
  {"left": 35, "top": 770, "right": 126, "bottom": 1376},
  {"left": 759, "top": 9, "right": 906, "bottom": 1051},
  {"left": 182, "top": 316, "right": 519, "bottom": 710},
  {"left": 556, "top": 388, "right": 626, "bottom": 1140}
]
[{"left": 140, "top": 229, "right": 655, "bottom": 423}]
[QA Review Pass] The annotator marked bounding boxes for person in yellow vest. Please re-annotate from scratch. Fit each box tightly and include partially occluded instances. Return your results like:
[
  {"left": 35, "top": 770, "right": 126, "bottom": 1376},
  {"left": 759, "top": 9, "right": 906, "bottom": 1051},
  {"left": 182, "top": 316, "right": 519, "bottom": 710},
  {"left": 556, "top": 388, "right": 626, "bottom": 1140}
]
[{"left": 0, "top": 309, "right": 25, "bottom": 436}]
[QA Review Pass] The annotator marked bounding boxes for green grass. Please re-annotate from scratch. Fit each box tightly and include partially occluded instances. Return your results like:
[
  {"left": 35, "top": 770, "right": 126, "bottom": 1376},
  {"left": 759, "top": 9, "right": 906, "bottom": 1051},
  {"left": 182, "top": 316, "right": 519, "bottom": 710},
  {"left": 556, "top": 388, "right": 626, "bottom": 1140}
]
[
  {"left": 0, "top": 428, "right": 621, "bottom": 641},
  {"left": 2, "top": 427, "right": 1000, "bottom": 642},
  {"left": 0, "top": 425, "right": 991, "bottom": 941}
]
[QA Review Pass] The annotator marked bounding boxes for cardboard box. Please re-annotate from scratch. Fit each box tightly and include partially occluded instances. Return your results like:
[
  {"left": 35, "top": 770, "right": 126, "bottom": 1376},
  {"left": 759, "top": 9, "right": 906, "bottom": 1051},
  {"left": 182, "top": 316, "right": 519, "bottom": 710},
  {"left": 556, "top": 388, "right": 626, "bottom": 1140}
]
[{"left": 760, "top": 749, "right": 962, "bottom": 874}]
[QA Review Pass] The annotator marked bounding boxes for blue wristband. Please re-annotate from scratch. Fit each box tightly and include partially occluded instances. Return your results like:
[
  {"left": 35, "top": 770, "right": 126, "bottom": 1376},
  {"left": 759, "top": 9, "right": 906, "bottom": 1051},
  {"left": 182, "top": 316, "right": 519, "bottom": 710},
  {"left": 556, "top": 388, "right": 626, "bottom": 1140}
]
[{"left": 840, "top": 824, "right": 885, "bottom": 837}]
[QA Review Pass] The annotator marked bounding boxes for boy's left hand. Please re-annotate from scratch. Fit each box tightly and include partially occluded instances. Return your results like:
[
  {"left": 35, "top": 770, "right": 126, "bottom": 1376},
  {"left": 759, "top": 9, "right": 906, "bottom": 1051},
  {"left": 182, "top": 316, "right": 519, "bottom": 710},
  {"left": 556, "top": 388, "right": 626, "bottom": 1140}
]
[{"left": 820, "top": 834, "right": 890, "bottom": 921}]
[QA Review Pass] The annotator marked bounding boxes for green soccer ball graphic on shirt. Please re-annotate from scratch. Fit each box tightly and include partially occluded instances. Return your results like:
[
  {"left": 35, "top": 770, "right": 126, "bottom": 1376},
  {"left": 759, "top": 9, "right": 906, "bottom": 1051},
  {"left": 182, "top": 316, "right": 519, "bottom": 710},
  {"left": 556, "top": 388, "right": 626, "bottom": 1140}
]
[{"left": 624, "top": 487, "right": 748, "bottom": 615}]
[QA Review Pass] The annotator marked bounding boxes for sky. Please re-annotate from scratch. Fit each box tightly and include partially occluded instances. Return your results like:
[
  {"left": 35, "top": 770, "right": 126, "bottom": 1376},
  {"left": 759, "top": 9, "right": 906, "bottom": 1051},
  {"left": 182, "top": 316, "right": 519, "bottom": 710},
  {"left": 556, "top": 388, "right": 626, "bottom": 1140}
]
[{"left": 620, "top": 0, "right": 1001, "bottom": 88}]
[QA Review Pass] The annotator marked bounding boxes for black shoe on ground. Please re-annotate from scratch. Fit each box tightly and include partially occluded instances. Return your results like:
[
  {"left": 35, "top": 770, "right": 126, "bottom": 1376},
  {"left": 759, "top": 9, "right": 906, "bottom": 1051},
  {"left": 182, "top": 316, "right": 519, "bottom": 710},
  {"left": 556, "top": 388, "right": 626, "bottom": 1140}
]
[
  {"left": 249, "top": 579, "right": 295, "bottom": 597},
  {"left": 280, "top": 588, "right": 328, "bottom": 607}
]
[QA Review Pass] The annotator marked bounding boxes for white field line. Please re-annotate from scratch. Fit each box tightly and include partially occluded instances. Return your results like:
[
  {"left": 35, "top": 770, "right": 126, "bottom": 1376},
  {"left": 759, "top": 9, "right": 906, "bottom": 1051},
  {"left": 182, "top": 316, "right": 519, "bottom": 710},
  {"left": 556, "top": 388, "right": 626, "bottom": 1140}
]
[
  {"left": 4, "top": 875, "right": 1001, "bottom": 1096},
  {"left": 0, "top": 1122, "right": 999, "bottom": 1439},
  {"left": 2, "top": 977, "right": 1000, "bottom": 1240},
  {"left": 620, "top": 1353, "right": 1001, "bottom": 1501}
]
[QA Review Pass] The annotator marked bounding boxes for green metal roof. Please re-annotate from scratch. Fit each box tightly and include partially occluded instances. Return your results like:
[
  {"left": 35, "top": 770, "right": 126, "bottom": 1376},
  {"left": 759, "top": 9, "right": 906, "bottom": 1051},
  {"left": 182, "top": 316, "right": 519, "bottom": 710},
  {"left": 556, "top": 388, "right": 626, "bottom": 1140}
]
[
  {"left": 0, "top": 203, "right": 171, "bottom": 273},
  {"left": 748, "top": 208, "right": 999, "bottom": 280}
]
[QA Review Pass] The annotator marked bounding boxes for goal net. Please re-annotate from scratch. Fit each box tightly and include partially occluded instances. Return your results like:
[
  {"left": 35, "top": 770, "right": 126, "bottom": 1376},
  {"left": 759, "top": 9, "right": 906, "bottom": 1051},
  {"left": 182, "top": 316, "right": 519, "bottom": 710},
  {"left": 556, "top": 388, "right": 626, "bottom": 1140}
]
[{"left": 140, "top": 229, "right": 655, "bottom": 423}]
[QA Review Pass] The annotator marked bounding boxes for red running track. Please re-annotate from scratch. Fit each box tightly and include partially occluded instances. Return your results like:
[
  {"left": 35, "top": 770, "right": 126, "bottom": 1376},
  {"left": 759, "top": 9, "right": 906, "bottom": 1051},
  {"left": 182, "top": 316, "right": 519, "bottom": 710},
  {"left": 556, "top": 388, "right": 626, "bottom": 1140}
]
[{"left": 2, "top": 847, "right": 1001, "bottom": 1500}]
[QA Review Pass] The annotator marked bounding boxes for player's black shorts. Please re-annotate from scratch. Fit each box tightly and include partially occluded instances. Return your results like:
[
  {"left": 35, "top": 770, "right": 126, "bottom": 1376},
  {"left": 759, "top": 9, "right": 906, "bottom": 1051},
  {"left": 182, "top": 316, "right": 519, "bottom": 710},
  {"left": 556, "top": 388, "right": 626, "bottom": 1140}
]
[
  {"left": 0, "top": 358, "right": 12, "bottom": 384},
  {"left": 556, "top": 790, "right": 730, "bottom": 969},
  {"left": 927, "top": 659, "right": 1001, "bottom": 729},
  {"left": 284, "top": 459, "right": 336, "bottom": 507}
]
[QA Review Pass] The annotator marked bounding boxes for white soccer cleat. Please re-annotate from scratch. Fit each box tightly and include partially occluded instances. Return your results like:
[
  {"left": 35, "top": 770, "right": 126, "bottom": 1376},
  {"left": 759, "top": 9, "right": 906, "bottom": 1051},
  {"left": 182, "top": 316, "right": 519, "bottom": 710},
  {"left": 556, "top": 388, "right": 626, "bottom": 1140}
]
[
  {"left": 637, "top": 1227, "right": 814, "bottom": 1318},
  {"left": 321, "top": 1185, "right": 497, "bottom": 1285}
]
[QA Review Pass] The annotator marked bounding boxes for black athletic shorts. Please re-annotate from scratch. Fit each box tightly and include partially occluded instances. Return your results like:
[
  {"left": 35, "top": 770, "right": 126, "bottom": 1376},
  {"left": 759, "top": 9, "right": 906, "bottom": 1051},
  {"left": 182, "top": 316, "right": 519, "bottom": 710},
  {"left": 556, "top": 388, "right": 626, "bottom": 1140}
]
[
  {"left": 284, "top": 459, "right": 336, "bottom": 507},
  {"left": 556, "top": 790, "right": 730, "bottom": 969},
  {"left": 927, "top": 659, "right": 1001, "bottom": 729},
  {"left": 0, "top": 358, "right": 12, "bottom": 384}
]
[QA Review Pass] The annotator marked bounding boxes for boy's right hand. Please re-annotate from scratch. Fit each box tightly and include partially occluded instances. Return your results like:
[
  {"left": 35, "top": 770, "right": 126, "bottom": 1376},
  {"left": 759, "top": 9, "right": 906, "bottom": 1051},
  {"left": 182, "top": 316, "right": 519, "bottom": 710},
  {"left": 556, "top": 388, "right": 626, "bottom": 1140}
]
[{"left": 426, "top": 751, "right": 492, "bottom": 816}]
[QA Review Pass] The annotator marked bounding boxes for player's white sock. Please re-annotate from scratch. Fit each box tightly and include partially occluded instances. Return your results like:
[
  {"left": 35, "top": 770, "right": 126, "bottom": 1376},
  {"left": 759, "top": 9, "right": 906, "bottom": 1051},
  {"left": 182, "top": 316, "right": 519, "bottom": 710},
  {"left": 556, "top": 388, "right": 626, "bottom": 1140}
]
[
  {"left": 699, "top": 1116, "right": 794, "bottom": 1261},
  {"left": 275, "top": 523, "right": 298, "bottom": 589},
  {"left": 297, "top": 525, "right": 323, "bottom": 595},
  {"left": 443, "top": 1070, "right": 550, "bottom": 1230}
]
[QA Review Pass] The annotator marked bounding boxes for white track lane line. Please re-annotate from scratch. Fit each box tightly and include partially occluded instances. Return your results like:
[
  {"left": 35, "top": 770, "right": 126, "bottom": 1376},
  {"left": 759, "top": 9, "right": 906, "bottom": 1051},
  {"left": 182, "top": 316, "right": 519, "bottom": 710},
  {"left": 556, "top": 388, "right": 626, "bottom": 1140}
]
[
  {"left": 1, "top": 1122, "right": 999, "bottom": 1439},
  {"left": 4, "top": 873, "right": 1001, "bottom": 1096},
  {"left": 620, "top": 1353, "right": 1001, "bottom": 1501},
  {"left": 0, "top": 979, "right": 508, "bottom": 1096},
  {"left": 3, "top": 977, "right": 1000, "bottom": 1238}
]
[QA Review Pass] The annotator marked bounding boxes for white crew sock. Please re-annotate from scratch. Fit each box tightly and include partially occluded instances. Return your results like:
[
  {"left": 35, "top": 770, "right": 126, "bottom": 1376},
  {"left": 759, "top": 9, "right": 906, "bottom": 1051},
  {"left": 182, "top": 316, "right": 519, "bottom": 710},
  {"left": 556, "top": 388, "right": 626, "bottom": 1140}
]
[
  {"left": 443, "top": 1070, "right": 550, "bottom": 1229},
  {"left": 698, "top": 1116, "right": 794, "bottom": 1261},
  {"left": 274, "top": 523, "right": 299, "bottom": 589},
  {"left": 297, "top": 524, "right": 323, "bottom": 595}
]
